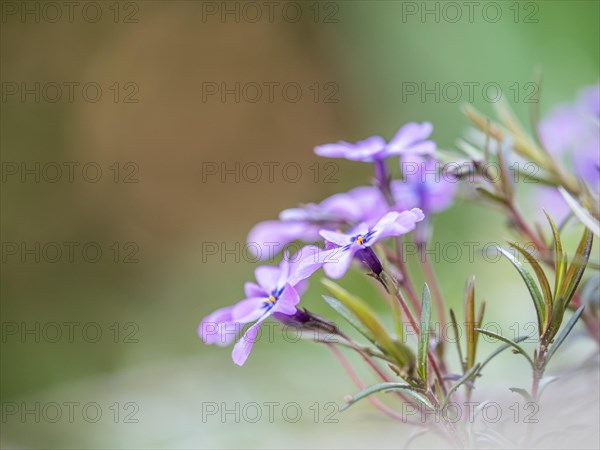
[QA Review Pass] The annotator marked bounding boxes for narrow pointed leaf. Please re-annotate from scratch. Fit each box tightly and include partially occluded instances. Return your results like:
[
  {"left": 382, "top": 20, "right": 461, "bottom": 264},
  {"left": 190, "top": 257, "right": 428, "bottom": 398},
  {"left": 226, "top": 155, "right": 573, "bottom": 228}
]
[
  {"left": 545, "top": 305, "right": 585, "bottom": 364},
  {"left": 340, "top": 382, "right": 433, "bottom": 412},
  {"left": 464, "top": 277, "right": 477, "bottom": 370},
  {"left": 497, "top": 246, "right": 545, "bottom": 334},
  {"left": 417, "top": 284, "right": 431, "bottom": 383},
  {"left": 538, "top": 376, "right": 559, "bottom": 399},
  {"left": 322, "top": 280, "right": 414, "bottom": 368},
  {"left": 559, "top": 187, "right": 600, "bottom": 237},
  {"left": 475, "top": 328, "right": 534, "bottom": 367},
  {"left": 322, "top": 295, "right": 377, "bottom": 345},
  {"left": 449, "top": 309, "right": 465, "bottom": 373},
  {"left": 544, "top": 210, "right": 565, "bottom": 299},
  {"left": 476, "top": 335, "right": 530, "bottom": 374},
  {"left": 509, "top": 387, "right": 534, "bottom": 403},
  {"left": 545, "top": 296, "right": 568, "bottom": 343},
  {"left": 561, "top": 228, "right": 593, "bottom": 305},
  {"left": 475, "top": 187, "right": 507, "bottom": 205},
  {"left": 508, "top": 241, "right": 552, "bottom": 332},
  {"left": 443, "top": 363, "right": 480, "bottom": 406}
]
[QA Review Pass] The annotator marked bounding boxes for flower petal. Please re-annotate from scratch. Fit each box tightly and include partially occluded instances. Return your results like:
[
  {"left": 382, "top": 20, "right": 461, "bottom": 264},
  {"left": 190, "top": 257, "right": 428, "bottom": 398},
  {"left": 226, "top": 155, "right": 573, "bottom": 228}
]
[
  {"left": 293, "top": 247, "right": 334, "bottom": 281},
  {"left": 232, "top": 320, "right": 264, "bottom": 366},
  {"left": 244, "top": 282, "right": 265, "bottom": 298},
  {"left": 388, "top": 122, "right": 434, "bottom": 154},
  {"left": 287, "top": 245, "right": 321, "bottom": 286},
  {"left": 323, "top": 247, "right": 356, "bottom": 279},
  {"left": 198, "top": 305, "right": 238, "bottom": 346},
  {"left": 254, "top": 266, "right": 280, "bottom": 293},
  {"left": 247, "top": 220, "right": 319, "bottom": 260},
  {"left": 273, "top": 284, "right": 300, "bottom": 316},
  {"left": 319, "top": 229, "right": 352, "bottom": 246},
  {"left": 315, "top": 136, "right": 386, "bottom": 162},
  {"left": 231, "top": 297, "right": 267, "bottom": 323}
]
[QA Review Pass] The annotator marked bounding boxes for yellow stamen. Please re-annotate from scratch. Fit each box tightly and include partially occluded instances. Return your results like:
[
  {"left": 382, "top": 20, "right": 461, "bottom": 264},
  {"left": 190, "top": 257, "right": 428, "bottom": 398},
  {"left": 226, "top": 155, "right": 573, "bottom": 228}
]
[
  {"left": 357, "top": 236, "right": 364, "bottom": 245},
  {"left": 264, "top": 295, "right": 277, "bottom": 304}
]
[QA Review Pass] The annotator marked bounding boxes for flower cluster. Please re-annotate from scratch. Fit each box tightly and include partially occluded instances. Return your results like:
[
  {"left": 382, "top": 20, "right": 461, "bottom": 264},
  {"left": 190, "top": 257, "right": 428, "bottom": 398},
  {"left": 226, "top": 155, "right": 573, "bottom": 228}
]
[
  {"left": 198, "top": 89, "right": 598, "bottom": 447},
  {"left": 199, "top": 122, "right": 442, "bottom": 365}
]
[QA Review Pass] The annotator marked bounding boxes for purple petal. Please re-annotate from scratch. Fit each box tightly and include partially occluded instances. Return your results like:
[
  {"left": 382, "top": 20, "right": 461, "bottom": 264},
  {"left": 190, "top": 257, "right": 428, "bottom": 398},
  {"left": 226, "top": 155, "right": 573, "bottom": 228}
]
[
  {"left": 232, "top": 320, "right": 264, "bottom": 366},
  {"left": 273, "top": 284, "right": 300, "bottom": 316},
  {"left": 277, "top": 256, "right": 292, "bottom": 287},
  {"left": 198, "top": 305, "right": 237, "bottom": 346},
  {"left": 254, "top": 266, "right": 280, "bottom": 292},
  {"left": 389, "top": 122, "right": 433, "bottom": 148},
  {"left": 314, "top": 141, "right": 355, "bottom": 158},
  {"left": 287, "top": 245, "right": 321, "bottom": 286},
  {"left": 323, "top": 247, "right": 356, "bottom": 279},
  {"left": 247, "top": 220, "right": 319, "bottom": 260},
  {"left": 293, "top": 246, "right": 332, "bottom": 281},
  {"left": 348, "top": 222, "right": 369, "bottom": 237},
  {"left": 395, "top": 208, "right": 425, "bottom": 232},
  {"left": 231, "top": 297, "right": 267, "bottom": 323},
  {"left": 368, "top": 211, "right": 402, "bottom": 242},
  {"left": 244, "top": 282, "right": 265, "bottom": 298},
  {"left": 390, "top": 180, "right": 420, "bottom": 211},
  {"left": 398, "top": 140, "right": 436, "bottom": 156},
  {"left": 315, "top": 136, "right": 386, "bottom": 162},
  {"left": 319, "top": 229, "right": 352, "bottom": 246},
  {"left": 319, "top": 192, "right": 364, "bottom": 222}
]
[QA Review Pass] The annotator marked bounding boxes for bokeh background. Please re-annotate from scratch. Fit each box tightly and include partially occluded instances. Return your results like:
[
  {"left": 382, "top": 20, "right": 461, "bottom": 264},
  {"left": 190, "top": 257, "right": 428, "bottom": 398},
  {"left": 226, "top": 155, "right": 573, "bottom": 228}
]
[{"left": 1, "top": 1, "right": 599, "bottom": 448}]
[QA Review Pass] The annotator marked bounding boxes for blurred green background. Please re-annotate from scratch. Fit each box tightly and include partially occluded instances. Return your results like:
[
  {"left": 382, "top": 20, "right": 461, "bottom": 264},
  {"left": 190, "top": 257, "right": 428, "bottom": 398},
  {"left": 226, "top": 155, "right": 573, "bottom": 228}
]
[{"left": 1, "top": 1, "right": 598, "bottom": 448}]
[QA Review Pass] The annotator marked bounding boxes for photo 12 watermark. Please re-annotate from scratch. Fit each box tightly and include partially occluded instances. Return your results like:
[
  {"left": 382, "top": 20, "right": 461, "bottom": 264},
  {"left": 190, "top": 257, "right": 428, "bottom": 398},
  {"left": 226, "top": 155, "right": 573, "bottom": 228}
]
[
  {"left": 1, "top": 321, "right": 140, "bottom": 344},
  {"left": 200, "top": 161, "right": 339, "bottom": 184},
  {"left": 1, "top": 241, "right": 140, "bottom": 263},
  {"left": 1, "top": 401, "right": 140, "bottom": 423},
  {"left": 400, "top": 1, "right": 540, "bottom": 24},
  {"left": 199, "top": 1, "right": 340, "bottom": 24},
  {"left": 400, "top": 81, "right": 539, "bottom": 104},
  {"left": 1, "top": 82, "right": 140, "bottom": 103},
  {"left": 200, "top": 81, "right": 340, "bottom": 104},
  {"left": 1, "top": 1, "right": 140, "bottom": 24},
  {"left": 1, "top": 162, "right": 140, "bottom": 184}
]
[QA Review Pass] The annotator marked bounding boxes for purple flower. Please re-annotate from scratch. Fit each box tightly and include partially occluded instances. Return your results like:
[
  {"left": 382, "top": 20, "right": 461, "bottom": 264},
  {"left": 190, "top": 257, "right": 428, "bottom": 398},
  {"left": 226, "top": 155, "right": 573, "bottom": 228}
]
[
  {"left": 247, "top": 186, "right": 388, "bottom": 259},
  {"left": 314, "top": 122, "right": 435, "bottom": 162},
  {"left": 299, "top": 209, "right": 424, "bottom": 279},
  {"left": 393, "top": 155, "right": 457, "bottom": 214},
  {"left": 537, "top": 83, "right": 599, "bottom": 219},
  {"left": 198, "top": 251, "right": 314, "bottom": 366}
]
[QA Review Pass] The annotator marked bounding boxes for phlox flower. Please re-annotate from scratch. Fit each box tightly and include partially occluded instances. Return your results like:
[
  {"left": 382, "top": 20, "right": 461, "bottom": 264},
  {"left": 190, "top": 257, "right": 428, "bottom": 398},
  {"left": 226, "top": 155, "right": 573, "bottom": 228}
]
[
  {"left": 298, "top": 209, "right": 425, "bottom": 279},
  {"left": 246, "top": 186, "right": 388, "bottom": 259},
  {"left": 314, "top": 122, "right": 435, "bottom": 162},
  {"left": 198, "top": 248, "right": 316, "bottom": 366}
]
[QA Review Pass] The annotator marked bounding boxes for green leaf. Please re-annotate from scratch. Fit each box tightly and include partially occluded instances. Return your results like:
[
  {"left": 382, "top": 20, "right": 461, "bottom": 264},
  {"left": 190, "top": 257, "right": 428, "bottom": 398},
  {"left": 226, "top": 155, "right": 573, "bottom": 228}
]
[
  {"left": 322, "top": 279, "right": 414, "bottom": 368},
  {"left": 464, "top": 277, "right": 477, "bottom": 370},
  {"left": 449, "top": 309, "right": 465, "bottom": 373},
  {"left": 322, "top": 295, "right": 377, "bottom": 345},
  {"left": 561, "top": 228, "right": 593, "bottom": 305},
  {"left": 544, "top": 210, "right": 566, "bottom": 301},
  {"left": 497, "top": 246, "right": 545, "bottom": 335},
  {"left": 545, "top": 305, "right": 585, "bottom": 365},
  {"left": 559, "top": 187, "right": 600, "bottom": 237},
  {"left": 538, "top": 376, "right": 559, "bottom": 399},
  {"left": 340, "top": 382, "right": 433, "bottom": 412},
  {"left": 475, "top": 187, "right": 507, "bottom": 205},
  {"left": 509, "top": 387, "right": 534, "bottom": 403},
  {"left": 475, "top": 328, "right": 534, "bottom": 367},
  {"left": 417, "top": 284, "right": 431, "bottom": 384},
  {"left": 545, "top": 296, "right": 567, "bottom": 344},
  {"left": 508, "top": 241, "right": 553, "bottom": 333},
  {"left": 443, "top": 363, "right": 480, "bottom": 406},
  {"left": 476, "top": 335, "right": 530, "bottom": 375}
]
